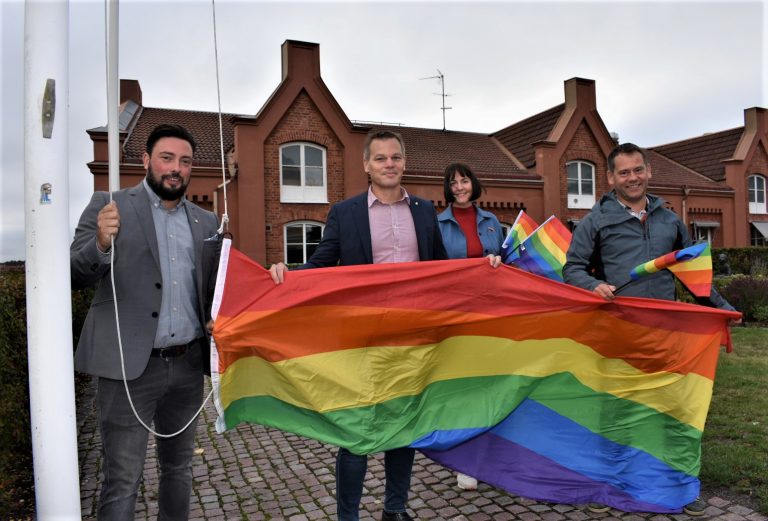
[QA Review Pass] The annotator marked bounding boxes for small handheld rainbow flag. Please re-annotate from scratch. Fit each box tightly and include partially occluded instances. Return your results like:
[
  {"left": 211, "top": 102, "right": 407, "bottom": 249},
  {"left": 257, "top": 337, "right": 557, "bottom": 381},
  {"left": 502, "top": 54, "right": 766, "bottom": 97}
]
[
  {"left": 628, "top": 243, "right": 712, "bottom": 297},
  {"left": 501, "top": 210, "right": 539, "bottom": 264},
  {"left": 512, "top": 216, "right": 572, "bottom": 282}
]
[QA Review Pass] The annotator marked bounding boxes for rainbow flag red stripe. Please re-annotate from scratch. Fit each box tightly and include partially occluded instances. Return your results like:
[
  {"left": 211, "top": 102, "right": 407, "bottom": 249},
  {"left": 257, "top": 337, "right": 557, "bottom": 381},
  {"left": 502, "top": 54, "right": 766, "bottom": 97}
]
[{"left": 210, "top": 240, "right": 737, "bottom": 513}]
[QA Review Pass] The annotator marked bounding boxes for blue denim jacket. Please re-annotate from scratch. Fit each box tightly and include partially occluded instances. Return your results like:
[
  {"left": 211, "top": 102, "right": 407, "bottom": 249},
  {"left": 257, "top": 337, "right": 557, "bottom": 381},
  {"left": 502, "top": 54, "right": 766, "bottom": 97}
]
[{"left": 437, "top": 204, "right": 505, "bottom": 259}]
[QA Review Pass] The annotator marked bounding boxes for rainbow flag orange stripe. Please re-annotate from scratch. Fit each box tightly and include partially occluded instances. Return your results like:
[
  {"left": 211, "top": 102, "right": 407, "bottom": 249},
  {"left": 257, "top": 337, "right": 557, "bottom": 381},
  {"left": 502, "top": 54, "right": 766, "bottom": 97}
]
[{"left": 210, "top": 240, "right": 737, "bottom": 513}]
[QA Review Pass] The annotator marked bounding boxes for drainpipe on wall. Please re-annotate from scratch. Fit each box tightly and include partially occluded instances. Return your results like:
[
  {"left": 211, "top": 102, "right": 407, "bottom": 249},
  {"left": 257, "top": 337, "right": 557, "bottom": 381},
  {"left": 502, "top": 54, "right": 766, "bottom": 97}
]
[{"left": 681, "top": 185, "right": 691, "bottom": 226}]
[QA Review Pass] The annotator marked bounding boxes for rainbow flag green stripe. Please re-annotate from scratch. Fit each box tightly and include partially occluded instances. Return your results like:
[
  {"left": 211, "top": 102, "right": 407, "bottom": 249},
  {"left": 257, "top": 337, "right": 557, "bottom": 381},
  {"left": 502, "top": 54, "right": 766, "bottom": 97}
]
[{"left": 220, "top": 372, "right": 703, "bottom": 474}]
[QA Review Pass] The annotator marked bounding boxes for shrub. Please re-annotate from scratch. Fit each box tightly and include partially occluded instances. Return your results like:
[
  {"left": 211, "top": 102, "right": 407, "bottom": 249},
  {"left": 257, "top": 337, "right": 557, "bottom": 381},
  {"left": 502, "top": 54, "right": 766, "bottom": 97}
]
[
  {"left": 0, "top": 267, "right": 93, "bottom": 519},
  {"left": 718, "top": 275, "right": 768, "bottom": 323},
  {"left": 0, "top": 269, "right": 33, "bottom": 518},
  {"left": 713, "top": 247, "right": 768, "bottom": 276}
]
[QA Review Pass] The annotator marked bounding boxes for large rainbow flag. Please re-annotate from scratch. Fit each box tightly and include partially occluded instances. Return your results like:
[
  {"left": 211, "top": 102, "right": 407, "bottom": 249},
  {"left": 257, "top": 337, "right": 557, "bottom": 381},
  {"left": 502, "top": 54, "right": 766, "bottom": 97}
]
[{"left": 210, "top": 240, "right": 737, "bottom": 513}]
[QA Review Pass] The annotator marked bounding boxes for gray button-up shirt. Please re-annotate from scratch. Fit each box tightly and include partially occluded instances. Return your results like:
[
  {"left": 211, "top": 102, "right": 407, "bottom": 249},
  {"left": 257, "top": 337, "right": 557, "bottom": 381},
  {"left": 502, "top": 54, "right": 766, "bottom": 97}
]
[{"left": 143, "top": 181, "right": 202, "bottom": 348}]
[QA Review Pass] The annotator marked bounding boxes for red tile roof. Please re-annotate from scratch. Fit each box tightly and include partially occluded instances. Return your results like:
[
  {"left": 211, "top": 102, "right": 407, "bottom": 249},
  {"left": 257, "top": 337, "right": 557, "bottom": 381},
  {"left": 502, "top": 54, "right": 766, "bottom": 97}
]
[
  {"left": 650, "top": 127, "right": 744, "bottom": 182},
  {"left": 122, "top": 107, "right": 237, "bottom": 167},
  {"left": 370, "top": 125, "right": 531, "bottom": 179},
  {"left": 645, "top": 150, "right": 731, "bottom": 190},
  {"left": 491, "top": 104, "right": 566, "bottom": 168}
]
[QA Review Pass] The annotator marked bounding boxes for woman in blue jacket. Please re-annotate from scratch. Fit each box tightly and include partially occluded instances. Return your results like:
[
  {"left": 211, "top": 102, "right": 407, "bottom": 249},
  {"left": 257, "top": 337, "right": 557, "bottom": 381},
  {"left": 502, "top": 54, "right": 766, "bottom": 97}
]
[
  {"left": 438, "top": 162, "right": 505, "bottom": 491},
  {"left": 438, "top": 163, "right": 505, "bottom": 260}
]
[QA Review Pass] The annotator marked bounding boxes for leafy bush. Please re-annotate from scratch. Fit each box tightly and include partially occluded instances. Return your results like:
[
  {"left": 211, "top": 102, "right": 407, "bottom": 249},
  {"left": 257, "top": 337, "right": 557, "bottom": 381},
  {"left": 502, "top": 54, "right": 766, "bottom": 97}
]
[
  {"left": 0, "top": 268, "right": 33, "bottom": 518},
  {"left": 713, "top": 247, "right": 768, "bottom": 276},
  {"left": 0, "top": 267, "right": 93, "bottom": 519},
  {"left": 718, "top": 275, "right": 768, "bottom": 323},
  {"left": 751, "top": 304, "right": 768, "bottom": 323}
]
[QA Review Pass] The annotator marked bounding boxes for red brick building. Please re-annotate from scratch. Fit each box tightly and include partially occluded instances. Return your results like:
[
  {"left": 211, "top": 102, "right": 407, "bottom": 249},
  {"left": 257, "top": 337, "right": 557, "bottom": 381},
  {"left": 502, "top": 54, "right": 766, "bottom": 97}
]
[{"left": 87, "top": 40, "right": 768, "bottom": 265}]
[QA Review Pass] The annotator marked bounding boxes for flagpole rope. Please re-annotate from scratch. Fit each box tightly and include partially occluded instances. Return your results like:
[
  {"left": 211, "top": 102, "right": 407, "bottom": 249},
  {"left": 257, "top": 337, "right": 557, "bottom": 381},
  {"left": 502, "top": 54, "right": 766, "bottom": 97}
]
[{"left": 103, "top": 0, "right": 228, "bottom": 438}]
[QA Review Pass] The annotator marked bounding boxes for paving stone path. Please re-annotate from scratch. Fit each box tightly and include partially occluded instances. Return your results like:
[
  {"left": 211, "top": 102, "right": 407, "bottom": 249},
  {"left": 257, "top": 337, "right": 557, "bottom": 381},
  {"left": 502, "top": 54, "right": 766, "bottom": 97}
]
[{"left": 76, "top": 378, "right": 765, "bottom": 521}]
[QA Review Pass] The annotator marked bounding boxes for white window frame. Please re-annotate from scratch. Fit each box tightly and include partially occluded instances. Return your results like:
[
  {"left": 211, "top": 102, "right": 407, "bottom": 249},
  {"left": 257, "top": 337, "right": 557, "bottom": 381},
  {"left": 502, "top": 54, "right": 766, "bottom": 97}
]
[
  {"left": 280, "top": 143, "right": 328, "bottom": 203},
  {"left": 751, "top": 223, "right": 768, "bottom": 247},
  {"left": 748, "top": 174, "right": 766, "bottom": 214},
  {"left": 566, "top": 161, "right": 595, "bottom": 209},
  {"left": 284, "top": 221, "right": 325, "bottom": 264}
]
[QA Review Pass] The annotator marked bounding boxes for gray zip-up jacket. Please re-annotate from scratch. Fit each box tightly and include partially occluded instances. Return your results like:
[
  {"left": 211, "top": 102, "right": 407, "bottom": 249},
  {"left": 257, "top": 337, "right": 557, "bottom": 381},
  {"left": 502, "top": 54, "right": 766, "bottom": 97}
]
[{"left": 563, "top": 191, "right": 734, "bottom": 309}]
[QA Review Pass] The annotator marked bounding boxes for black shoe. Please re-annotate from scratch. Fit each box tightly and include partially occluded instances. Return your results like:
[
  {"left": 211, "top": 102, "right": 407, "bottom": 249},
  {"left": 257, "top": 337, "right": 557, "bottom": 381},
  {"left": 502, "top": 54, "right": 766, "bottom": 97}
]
[
  {"left": 683, "top": 497, "right": 707, "bottom": 516},
  {"left": 381, "top": 512, "right": 414, "bottom": 521}
]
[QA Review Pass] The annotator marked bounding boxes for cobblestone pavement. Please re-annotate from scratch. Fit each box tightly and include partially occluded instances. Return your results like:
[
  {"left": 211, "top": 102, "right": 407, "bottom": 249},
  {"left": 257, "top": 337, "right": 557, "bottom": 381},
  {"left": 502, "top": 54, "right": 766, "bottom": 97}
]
[{"left": 77, "top": 378, "right": 766, "bottom": 521}]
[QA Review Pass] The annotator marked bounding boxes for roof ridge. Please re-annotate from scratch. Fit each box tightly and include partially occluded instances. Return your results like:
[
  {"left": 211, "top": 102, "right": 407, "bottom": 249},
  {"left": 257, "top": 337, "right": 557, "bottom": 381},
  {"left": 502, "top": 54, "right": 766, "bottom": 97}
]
[
  {"left": 646, "top": 149, "right": 729, "bottom": 186},
  {"left": 492, "top": 103, "right": 565, "bottom": 135},
  {"left": 141, "top": 105, "right": 243, "bottom": 118},
  {"left": 649, "top": 125, "right": 744, "bottom": 149}
]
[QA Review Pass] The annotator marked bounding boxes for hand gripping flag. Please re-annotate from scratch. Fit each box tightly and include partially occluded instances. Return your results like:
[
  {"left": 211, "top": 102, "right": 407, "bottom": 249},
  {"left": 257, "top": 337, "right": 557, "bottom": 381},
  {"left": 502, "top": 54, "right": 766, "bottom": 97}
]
[
  {"left": 210, "top": 239, "right": 738, "bottom": 513},
  {"left": 501, "top": 210, "right": 539, "bottom": 263},
  {"left": 511, "top": 216, "right": 572, "bottom": 282},
  {"left": 629, "top": 243, "right": 713, "bottom": 297}
]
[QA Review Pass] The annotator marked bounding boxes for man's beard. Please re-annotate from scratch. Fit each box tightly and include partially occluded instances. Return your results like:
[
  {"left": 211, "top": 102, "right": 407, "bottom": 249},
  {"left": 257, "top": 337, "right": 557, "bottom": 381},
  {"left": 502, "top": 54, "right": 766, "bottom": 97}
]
[{"left": 146, "top": 167, "right": 188, "bottom": 201}]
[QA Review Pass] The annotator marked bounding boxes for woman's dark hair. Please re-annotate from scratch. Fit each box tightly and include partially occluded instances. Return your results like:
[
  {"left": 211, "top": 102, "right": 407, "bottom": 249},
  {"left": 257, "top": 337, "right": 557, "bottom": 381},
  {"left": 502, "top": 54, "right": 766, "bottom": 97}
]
[{"left": 443, "top": 162, "right": 483, "bottom": 203}]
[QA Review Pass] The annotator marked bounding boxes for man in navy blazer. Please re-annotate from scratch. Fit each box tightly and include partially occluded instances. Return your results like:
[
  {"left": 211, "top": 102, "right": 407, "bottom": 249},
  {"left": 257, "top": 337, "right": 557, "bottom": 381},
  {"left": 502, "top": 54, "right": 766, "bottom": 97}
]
[
  {"left": 270, "top": 130, "right": 447, "bottom": 521},
  {"left": 71, "top": 124, "right": 219, "bottom": 520}
]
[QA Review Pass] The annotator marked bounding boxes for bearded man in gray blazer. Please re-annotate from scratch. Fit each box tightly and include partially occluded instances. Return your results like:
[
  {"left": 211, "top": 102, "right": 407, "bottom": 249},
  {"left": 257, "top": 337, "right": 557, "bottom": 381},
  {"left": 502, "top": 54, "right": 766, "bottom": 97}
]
[{"left": 71, "top": 124, "right": 219, "bottom": 520}]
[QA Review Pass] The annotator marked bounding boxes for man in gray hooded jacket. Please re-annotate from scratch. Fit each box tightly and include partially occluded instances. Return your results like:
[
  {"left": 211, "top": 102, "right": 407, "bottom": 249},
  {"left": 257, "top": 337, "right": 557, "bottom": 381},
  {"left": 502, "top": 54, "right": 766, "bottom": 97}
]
[
  {"left": 563, "top": 142, "right": 736, "bottom": 516},
  {"left": 564, "top": 142, "right": 734, "bottom": 309}
]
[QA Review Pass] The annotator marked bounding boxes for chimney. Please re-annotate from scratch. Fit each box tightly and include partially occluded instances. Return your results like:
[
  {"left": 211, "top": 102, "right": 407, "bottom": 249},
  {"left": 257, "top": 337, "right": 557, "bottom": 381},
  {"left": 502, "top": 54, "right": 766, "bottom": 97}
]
[
  {"left": 564, "top": 77, "right": 596, "bottom": 111},
  {"left": 281, "top": 40, "right": 321, "bottom": 81},
  {"left": 744, "top": 107, "right": 767, "bottom": 135},
  {"left": 120, "top": 79, "right": 142, "bottom": 106}
]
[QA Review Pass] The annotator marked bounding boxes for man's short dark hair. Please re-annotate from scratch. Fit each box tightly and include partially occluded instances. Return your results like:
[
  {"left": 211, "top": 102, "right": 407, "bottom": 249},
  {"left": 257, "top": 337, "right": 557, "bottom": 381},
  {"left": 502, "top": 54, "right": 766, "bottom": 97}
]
[
  {"left": 443, "top": 162, "right": 483, "bottom": 203},
  {"left": 146, "top": 124, "right": 197, "bottom": 155},
  {"left": 363, "top": 130, "right": 405, "bottom": 160},
  {"left": 607, "top": 142, "right": 648, "bottom": 172}
]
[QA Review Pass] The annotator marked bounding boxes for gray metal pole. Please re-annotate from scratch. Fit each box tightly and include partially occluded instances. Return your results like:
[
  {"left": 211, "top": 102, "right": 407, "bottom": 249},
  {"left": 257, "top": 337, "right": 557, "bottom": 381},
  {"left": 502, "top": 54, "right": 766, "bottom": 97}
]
[{"left": 23, "top": 0, "right": 82, "bottom": 518}]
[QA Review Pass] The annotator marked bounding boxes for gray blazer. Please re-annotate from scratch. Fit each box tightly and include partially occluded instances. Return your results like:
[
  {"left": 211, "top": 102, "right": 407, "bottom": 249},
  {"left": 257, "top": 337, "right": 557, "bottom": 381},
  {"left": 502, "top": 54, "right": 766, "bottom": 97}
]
[{"left": 70, "top": 183, "right": 219, "bottom": 380}]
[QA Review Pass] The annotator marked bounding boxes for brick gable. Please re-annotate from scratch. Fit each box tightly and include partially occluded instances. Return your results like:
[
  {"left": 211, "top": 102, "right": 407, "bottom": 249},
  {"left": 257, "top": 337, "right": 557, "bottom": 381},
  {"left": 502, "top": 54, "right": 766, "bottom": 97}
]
[{"left": 263, "top": 92, "right": 346, "bottom": 262}]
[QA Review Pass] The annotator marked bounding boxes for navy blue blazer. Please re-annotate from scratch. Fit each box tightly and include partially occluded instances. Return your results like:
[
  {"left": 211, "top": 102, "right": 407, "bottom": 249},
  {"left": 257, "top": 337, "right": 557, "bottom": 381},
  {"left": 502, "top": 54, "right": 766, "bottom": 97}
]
[{"left": 297, "top": 191, "right": 448, "bottom": 268}]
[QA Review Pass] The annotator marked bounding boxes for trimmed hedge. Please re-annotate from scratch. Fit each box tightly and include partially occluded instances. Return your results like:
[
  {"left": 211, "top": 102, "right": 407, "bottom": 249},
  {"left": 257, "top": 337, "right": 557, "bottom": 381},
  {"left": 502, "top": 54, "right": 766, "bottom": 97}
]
[
  {"left": 0, "top": 267, "right": 92, "bottom": 519},
  {"left": 713, "top": 247, "right": 768, "bottom": 276},
  {"left": 0, "top": 269, "right": 33, "bottom": 518}
]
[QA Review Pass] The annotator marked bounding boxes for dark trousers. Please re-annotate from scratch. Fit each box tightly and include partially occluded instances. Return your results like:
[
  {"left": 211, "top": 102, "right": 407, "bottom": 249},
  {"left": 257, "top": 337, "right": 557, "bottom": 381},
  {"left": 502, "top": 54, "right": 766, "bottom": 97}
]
[
  {"left": 336, "top": 446, "right": 415, "bottom": 521},
  {"left": 96, "top": 345, "right": 203, "bottom": 521}
]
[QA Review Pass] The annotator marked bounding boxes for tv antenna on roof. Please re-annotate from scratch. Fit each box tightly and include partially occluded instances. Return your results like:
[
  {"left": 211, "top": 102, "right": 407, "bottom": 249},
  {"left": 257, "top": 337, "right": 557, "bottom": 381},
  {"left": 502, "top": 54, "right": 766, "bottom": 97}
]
[{"left": 420, "top": 69, "right": 452, "bottom": 131}]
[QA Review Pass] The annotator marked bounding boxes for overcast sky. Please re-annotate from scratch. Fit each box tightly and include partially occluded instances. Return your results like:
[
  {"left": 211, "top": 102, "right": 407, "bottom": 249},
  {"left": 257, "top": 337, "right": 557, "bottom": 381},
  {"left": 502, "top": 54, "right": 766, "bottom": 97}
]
[{"left": 1, "top": 0, "right": 766, "bottom": 261}]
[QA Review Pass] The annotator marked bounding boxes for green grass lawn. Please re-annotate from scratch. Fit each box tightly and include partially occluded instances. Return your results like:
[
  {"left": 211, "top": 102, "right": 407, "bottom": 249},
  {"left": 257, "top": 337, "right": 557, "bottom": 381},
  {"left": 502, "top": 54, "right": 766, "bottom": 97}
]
[{"left": 701, "top": 327, "right": 768, "bottom": 513}]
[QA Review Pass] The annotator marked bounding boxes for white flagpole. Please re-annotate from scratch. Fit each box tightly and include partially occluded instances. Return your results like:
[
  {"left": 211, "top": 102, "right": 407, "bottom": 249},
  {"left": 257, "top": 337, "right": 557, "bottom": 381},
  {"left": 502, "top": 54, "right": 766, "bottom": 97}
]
[
  {"left": 23, "top": 0, "right": 82, "bottom": 518},
  {"left": 106, "top": 0, "right": 120, "bottom": 192}
]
